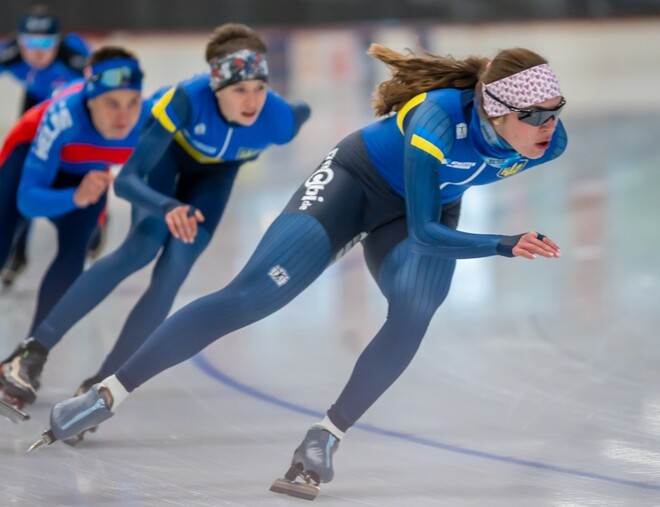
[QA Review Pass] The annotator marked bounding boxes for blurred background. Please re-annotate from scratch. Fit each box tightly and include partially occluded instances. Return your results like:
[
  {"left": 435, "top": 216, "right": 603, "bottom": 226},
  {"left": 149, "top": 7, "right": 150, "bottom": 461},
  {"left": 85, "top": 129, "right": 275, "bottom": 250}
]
[
  {"left": 2, "top": 2, "right": 660, "bottom": 506},
  {"left": 2, "top": 0, "right": 660, "bottom": 30},
  {"left": 2, "top": 0, "right": 660, "bottom": 127}
]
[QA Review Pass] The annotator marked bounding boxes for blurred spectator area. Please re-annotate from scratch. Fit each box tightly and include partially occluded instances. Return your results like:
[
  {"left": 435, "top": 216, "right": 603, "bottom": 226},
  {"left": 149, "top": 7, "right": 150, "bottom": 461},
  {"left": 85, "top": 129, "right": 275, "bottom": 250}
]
[
  {"left": 1, "top": 0, "right": 660, "bottom": 32},
  {"left": 2, "top": 1, "right": 660, "bottom": 131}
]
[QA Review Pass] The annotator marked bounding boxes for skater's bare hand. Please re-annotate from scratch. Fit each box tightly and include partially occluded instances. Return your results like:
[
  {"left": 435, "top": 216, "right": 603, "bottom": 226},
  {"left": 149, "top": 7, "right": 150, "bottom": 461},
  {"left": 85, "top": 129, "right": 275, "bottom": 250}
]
[
  {"left": 513, "top": 232, "right": 561, "bottom": 260},
  {"left": 73, "top": 171, "right": 113, "bottom": 208},
  {"left": 165, "top": 205, "right": 205, "bottom": 243}
]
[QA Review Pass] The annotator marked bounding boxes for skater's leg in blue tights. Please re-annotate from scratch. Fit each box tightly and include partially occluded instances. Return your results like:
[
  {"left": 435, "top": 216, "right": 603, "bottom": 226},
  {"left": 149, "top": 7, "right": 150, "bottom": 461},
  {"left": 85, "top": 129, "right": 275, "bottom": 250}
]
[
  {"left": 28, "top": 198, "right": 106, "bottom": 334},
  {"left": 116, "top": 212, "right": 332, "bottom": 391},
  {"left": 95, "top": 229, "right": 211, "bottom": 377},
  {"left": 95, "top": 163, "right": 238, "bottom": 377},
  {"left": 327, "top": 238, "right": 456, "bottom": 431},
  {"left": 32, "top": 213, "right": 168, "bottom": 349}
]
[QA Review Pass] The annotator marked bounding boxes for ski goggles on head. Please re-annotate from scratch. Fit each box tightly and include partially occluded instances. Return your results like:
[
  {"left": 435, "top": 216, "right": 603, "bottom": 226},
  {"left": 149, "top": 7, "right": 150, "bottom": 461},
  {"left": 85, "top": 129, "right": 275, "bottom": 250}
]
[
  {"left": 484, "top": 88, "right": 566, "bottom": 126},
  {"left": 85, "top": 58, "right": 143, "bottom": 99},
  {"left": 18, "top": 34, "right": 60, "bottom": 50}
]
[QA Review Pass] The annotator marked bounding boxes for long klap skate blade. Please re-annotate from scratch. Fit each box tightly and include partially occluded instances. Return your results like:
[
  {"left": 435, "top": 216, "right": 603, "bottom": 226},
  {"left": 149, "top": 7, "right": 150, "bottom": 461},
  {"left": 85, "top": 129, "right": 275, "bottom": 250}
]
[
  {"left": 0, "top": 398, "right": 30, "bottom": 423},
  {"left": 26, "top": 430, "right": 57, "bottom": 453},
  {"left": 26, "top": 438, "right": 47, "bottom": 453},
  {"left": 270, "top": 478, "right": 320, "bottom": 501}
]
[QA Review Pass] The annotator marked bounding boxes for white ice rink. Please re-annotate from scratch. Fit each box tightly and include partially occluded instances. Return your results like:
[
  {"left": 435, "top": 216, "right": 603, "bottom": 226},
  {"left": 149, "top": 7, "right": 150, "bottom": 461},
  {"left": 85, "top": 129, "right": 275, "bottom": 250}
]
[{"left": 1, "top": 19, "right": 660, "bottom": 506}]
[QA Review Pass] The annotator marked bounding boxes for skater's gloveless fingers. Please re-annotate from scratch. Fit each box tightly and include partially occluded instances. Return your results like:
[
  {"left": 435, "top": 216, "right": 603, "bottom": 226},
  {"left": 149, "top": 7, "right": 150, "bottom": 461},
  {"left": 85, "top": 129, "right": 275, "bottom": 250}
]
[
  {"left": 165, "top": 205, "right": 200, "bottom": 243},
  {"left": 73, "top": 171, "right": 113, "bottom": 207},
  {"left": 512, "top": 232, "right": 561, "bottom": 260}
]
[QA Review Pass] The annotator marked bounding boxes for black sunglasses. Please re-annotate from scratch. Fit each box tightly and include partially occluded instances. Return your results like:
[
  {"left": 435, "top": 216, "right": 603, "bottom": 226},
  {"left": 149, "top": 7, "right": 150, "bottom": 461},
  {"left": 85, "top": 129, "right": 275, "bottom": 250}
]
[{"left": 484, "top": 88, "right": 566, "bottom": 127}]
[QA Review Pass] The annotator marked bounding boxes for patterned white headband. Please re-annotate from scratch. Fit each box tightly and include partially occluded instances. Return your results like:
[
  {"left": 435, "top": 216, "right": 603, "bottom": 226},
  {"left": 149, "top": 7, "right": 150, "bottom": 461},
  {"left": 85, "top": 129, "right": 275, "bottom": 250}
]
[{"left": 482, "top": 63, "right": 562, "bottom": 117}]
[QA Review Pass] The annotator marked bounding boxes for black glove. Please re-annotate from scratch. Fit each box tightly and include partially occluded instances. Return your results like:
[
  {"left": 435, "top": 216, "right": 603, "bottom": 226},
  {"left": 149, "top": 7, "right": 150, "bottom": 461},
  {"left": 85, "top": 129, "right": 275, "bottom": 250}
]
[{"left": 496, "top": 234, "right": 524, "bottom": 257}]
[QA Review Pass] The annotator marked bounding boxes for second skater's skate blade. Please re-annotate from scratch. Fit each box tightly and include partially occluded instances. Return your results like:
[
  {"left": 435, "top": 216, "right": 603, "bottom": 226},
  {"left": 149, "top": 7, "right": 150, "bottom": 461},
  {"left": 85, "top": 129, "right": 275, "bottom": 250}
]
[
  {"left": 270, "top": 478, "right": 320, "bottom": 501},
  {"left": 0, "top": 398, "right": 30, "bottom": 423}
]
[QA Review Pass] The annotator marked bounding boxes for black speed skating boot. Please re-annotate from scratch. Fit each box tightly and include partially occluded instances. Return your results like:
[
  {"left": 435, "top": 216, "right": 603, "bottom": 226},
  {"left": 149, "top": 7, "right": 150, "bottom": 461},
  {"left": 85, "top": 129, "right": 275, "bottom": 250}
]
[
  {"left": 0, "top": 339, "right": 48, "bottom": 406},
  {"left": 270, "top": 426, "right": 340, "bottom": 501},
  {"left": 75, "top": 375, "right": 105, "bottom": 397}
]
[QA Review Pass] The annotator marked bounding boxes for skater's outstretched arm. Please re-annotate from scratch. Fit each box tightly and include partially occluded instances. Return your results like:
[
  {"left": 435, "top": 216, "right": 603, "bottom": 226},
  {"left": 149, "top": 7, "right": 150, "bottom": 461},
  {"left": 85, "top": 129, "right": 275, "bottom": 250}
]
[
  {"left": 402, "top": 99, "right": 566, "bottom": 258},
  {"left": 114, "top": 87, "right": 191, "bottom": 214},
  {"left": 403, "top": 99, "right": 505, "bottom": 257}
]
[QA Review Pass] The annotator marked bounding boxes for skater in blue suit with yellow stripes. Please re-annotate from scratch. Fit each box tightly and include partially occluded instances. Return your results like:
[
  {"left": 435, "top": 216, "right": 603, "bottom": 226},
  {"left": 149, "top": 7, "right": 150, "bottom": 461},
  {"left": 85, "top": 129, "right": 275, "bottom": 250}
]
[
  {"left": 1, "top": 23, "right": 310, "bottom": 411},
  {"left": 36, "top": 44, "right": 566, "bottom": 499}
]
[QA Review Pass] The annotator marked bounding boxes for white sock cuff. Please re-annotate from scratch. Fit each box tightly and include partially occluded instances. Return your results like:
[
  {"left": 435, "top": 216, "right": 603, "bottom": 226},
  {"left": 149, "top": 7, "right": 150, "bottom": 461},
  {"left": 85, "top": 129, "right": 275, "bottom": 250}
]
[
  {"left": 315, "top": 415, "right": 345, "bottom": 440},
  {"left": 100, "top": 375, "right": 130, "bottom": 410}
]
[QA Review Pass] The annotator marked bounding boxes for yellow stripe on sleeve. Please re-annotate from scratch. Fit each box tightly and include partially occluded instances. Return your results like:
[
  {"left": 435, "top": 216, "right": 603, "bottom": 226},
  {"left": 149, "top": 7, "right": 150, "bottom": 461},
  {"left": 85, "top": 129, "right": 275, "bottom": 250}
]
[
  {"left": 396, "top": 92, "right": 427, "bottom": 134},
  {"left": 150, "top": 87, "right": 178, "bottom": 133},
  {"left": 410, "top": 134, "right": 445, "bottom": 163},
  {"left": 173, "top": 132, "right": 221, "bottom": 163}
]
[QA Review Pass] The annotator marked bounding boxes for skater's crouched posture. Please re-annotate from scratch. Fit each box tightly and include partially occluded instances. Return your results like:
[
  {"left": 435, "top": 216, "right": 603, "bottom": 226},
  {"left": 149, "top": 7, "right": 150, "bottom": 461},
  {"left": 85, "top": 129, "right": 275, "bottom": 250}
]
[
  {"left": 0, "top": 45, "right": 150, "bottom": 409},
  {"left": 1, "top": 23, "right": 310, "bottom": 414},
  {"left": 35, "top": 45, "right": 567, "bottom": 499}
]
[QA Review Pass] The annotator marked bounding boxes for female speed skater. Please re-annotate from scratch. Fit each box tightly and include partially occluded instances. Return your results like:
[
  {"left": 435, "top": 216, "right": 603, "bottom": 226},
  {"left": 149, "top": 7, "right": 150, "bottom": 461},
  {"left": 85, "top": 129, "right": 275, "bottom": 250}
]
[{"left": 32, "top": 44, "right": 566, "bottom": 501}]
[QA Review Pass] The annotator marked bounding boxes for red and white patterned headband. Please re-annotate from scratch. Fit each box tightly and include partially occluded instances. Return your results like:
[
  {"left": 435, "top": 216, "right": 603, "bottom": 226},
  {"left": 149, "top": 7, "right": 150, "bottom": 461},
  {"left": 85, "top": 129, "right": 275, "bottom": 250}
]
[{"left": 482, "top": 63, "right": 562, "bottom": 117}]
